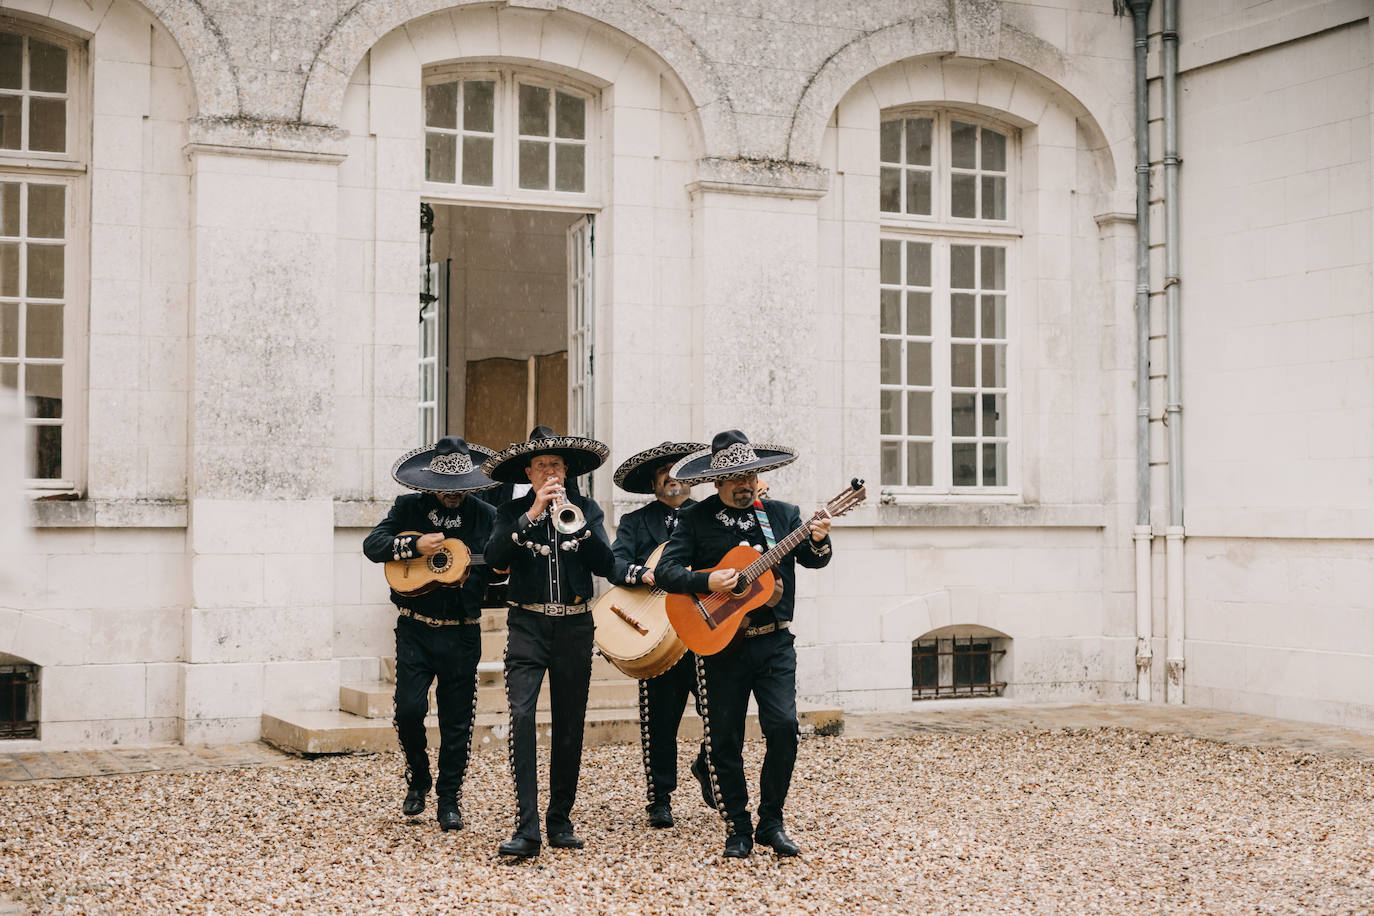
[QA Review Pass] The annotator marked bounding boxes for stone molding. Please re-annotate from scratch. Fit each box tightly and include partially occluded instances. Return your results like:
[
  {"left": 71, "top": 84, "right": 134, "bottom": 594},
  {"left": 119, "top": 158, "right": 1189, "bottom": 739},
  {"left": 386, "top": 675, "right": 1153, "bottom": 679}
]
[
  {"left": 833, "top": 503, "right": 1107, "bottom": 529},
  {"left": 686, "top": 156, "right": 831, "bottom": 199},
  {"left": 185, "top": 117, "right": 350, "bottom": 163},
  {"left": 28, "top": 498, "right": 188, "bottom": 528}
]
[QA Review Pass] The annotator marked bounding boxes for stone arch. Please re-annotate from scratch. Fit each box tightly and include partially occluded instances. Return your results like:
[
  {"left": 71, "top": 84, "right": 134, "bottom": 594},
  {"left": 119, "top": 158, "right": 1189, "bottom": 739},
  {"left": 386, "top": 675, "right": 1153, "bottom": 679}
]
[
  {"left": 300, "top": 0, "right": 734, "bottom": 157},
  {"left": 787, "top": 11, "right": 1130, "bottom": 197},
  {"left": 11, "top": 0, "right": 240, "bottom": 117}
]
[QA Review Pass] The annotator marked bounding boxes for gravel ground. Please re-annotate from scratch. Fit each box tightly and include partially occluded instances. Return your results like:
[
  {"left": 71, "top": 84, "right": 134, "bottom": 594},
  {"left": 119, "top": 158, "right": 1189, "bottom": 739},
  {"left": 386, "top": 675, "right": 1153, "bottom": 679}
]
[{"left": 2, "top": 729, "right": 1373, "bottom": 914}]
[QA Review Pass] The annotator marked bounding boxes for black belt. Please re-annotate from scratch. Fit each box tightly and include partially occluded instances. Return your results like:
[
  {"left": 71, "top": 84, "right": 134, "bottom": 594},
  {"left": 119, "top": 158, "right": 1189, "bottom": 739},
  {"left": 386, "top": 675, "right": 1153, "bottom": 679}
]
[
  {"left": 397, "top": 607, "right": 478, "bottom": 627},
  {"left": 514, "top": 601, "right": 588, "bottom": 617}
]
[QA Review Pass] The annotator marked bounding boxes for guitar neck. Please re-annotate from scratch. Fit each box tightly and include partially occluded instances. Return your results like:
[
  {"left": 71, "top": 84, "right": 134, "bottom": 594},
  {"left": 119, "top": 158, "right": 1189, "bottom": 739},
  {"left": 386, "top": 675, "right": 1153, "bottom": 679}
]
[{"left": 740, "top": 518, "right": 816, "bottom": 581}]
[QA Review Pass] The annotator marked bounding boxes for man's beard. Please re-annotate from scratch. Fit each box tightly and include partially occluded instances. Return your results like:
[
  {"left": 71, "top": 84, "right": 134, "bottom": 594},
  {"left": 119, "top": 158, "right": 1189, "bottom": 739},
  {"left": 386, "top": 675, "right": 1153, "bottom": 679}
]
[{"left": 723, "top": 487, "right": 754, "bottom": 508}]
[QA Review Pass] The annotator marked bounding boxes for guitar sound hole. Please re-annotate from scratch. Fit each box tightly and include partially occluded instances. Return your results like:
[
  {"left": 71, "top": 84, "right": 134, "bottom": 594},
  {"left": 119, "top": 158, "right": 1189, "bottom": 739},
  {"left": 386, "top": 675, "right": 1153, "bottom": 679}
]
[
  {"left": 432, "top": 551, "right": 449, "bottom": 571},
  {"left": 731, "top": 578, "right": 751, "bottom": 597}
]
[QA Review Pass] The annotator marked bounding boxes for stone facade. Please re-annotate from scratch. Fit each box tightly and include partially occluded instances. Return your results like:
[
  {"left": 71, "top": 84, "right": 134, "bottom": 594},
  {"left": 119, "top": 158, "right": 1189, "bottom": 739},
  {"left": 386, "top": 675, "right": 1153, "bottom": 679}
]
[{"left": 0, "top": 0, "right": 1370, "bottom": 746}]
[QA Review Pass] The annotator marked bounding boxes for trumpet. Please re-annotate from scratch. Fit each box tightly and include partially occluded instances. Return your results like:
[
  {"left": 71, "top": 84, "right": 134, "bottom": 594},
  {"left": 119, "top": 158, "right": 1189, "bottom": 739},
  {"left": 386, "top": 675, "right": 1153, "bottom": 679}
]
[{"left": 549, "top": 481, "right": 586, "bottom": 534}]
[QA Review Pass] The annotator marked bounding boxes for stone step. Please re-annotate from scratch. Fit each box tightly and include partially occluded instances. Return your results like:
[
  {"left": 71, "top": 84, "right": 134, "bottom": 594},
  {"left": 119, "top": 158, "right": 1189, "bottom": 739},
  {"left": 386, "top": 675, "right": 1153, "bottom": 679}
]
[
  {"left": 261, "top": 703, "right": 844, "bottom": 757},
  {"left": 339, "top": 678, "right": 642, "bottom": 718}
]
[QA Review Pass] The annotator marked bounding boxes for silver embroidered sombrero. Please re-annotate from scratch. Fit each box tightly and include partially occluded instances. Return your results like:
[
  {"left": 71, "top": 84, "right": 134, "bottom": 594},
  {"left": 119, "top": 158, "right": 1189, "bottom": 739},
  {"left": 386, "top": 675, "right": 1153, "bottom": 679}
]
[
  {"left": 481, "top": 425, "right": 610, "bottom": 484},
  {"left": 669, "top": 429, "right": 797, "bottom": 484},
  {"left": 613, "top": 441, "right": 708, "bottom": 494},
  {"left": 392, "top": 437, "right": 500, "bottom": 493}
]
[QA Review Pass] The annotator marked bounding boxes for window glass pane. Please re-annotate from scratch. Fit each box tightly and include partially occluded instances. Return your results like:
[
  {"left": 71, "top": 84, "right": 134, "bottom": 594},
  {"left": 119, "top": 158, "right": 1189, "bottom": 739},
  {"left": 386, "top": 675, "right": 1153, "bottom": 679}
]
[
  {"left": 880, "top": 120, "right": 901, "bottom": 163},
  {"left": 26, "top": 303, "right": 61, "bottom": 358},
  {"left": 907, "top": 441, "right": 933, "bottom": 486},
  {"left": 419, "top": 361, "right": 432, "bottom": 401},
  {"left": 952, "top": 442, "right": 977, "bottom": 486},
  {"left": 519, "top": 84, "right": 550, "bottom": 136},
  {"left": 879, "top": 389, "right": 899, "bottom": 435},
  {"left": 982, "top": 442, "right": 1007, "bottom": 486},
  {"left": 0, "top": 361, "right": 13, "bottom": 388},
  {"left": 880, "top": 289, "right": 900, "bottom": 334},
  {"left": 29, "top": 39, "right": 66, "bottom": 93},
  {"left": 0, "top": 33, "right": 21, "bottom": 89},
  {"left": 0, "top": 96, "right": 20, "bottom": 150},
  {"left": 0, "top": 183, "right": 17, "bottom": 235},
  {"left": 982, "top": 129, "right": 1006, "bottom": 171},
  {"left": 907, "top": 390, "right": 931, "bottom": 436},
  {"left": 951, "top": 173, "right": 976, "bottom": 218},
  {"left": 464, "top": 81, "right": 494, "bottom": 133},
  {"left": 980, "top": 246, "right": 1005, "bottom": 290},
  {"left": 951, "top": 293, "right": 976, "bottom": 338},
  {"left": 30, "top": 424, "right": 60, "bottom": 479},
  {"left": 555, "top": 92, "right": 585, "bottom": 139},
  {"left": 27, "top": 244, "right": 62, "bottom": 298},
  {"left": 25, "top": 364, "right": 60, "bottom": 416},
  {"left": 27, "top": 184, "right": 64, "bottom": 239},
  {"left": 879, "top": 167, "right": 900, "bottom": 213},
  {"left": 981, "top": 343, "right": 1006, "bottom": 387},
  {"left": 981, "top": 295, "right": 1006, "bottom": 339},
  {"left": 518, "top": 139, "right": 549, "bottom": 189},
  {"left": 951, "top": 392, "right": 976, "bottom": 436},
  {"left": 906, "top": 341, "right": 930, "bottom": 386},
  {"left": 554, "top": 143, "right": 585, "bottom": 192},
  {"left": 29, "top": 98, "right": 65, "bottom": 152},
  {"left": 879, "top": 239, "right": 900, "bottom": 285},
  {"left": 456, "top": 136, "right": 490, "bottom": 186},
  {"left": 906, "top": 291, "right": 930, "bottom": 336},
  {"left": 0, "top": 242, "right": 16, "bottom": 296},
  {"left": 879, "top": 338, "right": 901, "bottom": 385},
  {"left": 906, "top": 118, "right": 932, "bottom": 166},
  {"left": 951, "top": 343, "right": 976, "bottom": 387},
  {"left": 951, "top": 121, "right": 976, "bottom": 168},
  {"left": 905, "top": 170, "right": 930, "bottom": 216},
  {"left": 906, "top": 241, "right": 930, "bottom": 287},
  {"left": 880, "top": 441, "right": 901, "bottom": 486},
  {"left": 950, "top": 245, "right": 975, "bottom": 289},
  {"left": 982, "top": 393, "right": 1007, "bottom": 436},
  {"left": 425, "top": 133, "right": 456, "bottom": 183},
  {"left": 0, "top": 301, "right": 16, "bottom": 356},
  {"left": 425, "top": 82, "right": 457, "bottom": 129},
  {"left": 981, "top": 176, "right": 1006, "bottom": 220}
]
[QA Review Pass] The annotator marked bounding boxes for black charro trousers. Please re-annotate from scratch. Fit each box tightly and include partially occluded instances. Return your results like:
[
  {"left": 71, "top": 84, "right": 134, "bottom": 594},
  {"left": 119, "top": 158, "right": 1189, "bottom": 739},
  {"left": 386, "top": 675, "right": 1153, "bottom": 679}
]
[
  {"left": 697, "top": 628, "right": 799, "bottom": 839},
  {"left": 503, "top": 608, "right": 594, "bottom": 841},
  {"left": 392, "top": 616, "right": 481, "bottom": 803},
  {"left": 638, "top": 652, "right": 702, "bottom": 810}
]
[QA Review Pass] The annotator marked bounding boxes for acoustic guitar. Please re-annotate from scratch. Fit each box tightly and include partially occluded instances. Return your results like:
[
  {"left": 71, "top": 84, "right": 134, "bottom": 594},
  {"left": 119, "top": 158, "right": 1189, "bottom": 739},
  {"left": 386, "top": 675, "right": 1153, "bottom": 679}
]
[
  {"left": 384, "top": 531, "right": 477, "bottom": 597},
  {"left": 665, "top": 479, "right": 866, "bottom": 656},
  {"left": 591, "top": 543, "right": 688, "bottom": 679}
]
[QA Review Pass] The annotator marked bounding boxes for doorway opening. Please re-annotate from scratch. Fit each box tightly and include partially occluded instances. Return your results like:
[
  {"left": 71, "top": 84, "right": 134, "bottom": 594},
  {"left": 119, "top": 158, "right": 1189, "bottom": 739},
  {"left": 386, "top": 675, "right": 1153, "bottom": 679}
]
[{"left": 420, "top": 205, "right": 593, "bottom": 454}]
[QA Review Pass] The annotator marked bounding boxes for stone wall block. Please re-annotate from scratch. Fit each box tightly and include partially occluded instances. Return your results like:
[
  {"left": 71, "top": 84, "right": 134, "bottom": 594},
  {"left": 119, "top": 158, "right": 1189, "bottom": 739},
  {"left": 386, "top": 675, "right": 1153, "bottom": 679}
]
[
  {"left": 179, "top": 662, "right": 264, "bottom": 720},
  {"left": 42, "top": 663, "right": 147, "bottom": 721},
  {"left": 186, "top": 606, "right": 330, "bottom": 663},
  {"left": 263, "top": 660, "right": 339, "bottom": 711},
  {"left": 87, "top": 607, "right": 183, "bottom": 664},
  {"left": 834, "top": 642, "right": 909, "bottom": 691},
  {"left": 190, "top": 555, "right": 264, "bottom": 609}
]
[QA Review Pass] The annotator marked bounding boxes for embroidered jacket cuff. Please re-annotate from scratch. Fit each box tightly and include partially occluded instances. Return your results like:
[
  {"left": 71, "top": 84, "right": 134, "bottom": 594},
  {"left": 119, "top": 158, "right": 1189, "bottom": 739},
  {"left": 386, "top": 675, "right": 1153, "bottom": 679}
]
[{"left": 393, "top": 535, "right": 418, "bottom": 561}]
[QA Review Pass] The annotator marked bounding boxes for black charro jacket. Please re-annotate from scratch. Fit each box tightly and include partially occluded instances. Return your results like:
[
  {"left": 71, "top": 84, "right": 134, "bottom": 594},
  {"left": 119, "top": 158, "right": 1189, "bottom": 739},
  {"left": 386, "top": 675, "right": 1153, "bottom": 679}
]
[
  {"left": 485, "top": 489, "right": 615, "bottom": 607},
  {"left": 362, "top": 492, "right": 496, "bottom": 620},
  {"left": 610, "top": 498, "right": 697, "bottom": 585},
  {"left": 652, "top": 494, "right": 833, "bottom": 624}
]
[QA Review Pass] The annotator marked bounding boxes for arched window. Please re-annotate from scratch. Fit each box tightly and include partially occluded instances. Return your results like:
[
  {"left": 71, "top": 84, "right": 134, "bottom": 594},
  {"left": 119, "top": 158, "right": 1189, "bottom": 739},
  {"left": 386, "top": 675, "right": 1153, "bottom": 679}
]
[
  {"left": 879, "top": 111, "right": 1015, "bottom": 493},
  {"left": 0, "top": 654, "right": 39, "bottom": 739},
  {"left": 423, "top": 67, "right": 595, "bottom": 202},
  {"left": 912, "top": 628, "right": 1008, "bottom": 699}
]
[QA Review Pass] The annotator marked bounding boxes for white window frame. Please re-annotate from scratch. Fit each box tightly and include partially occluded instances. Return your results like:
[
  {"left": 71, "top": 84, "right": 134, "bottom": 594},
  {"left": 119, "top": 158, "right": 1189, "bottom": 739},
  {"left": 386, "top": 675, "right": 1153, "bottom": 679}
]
[
  {"left": 0, "top": 17, "right": 87, "bottom": 493},
  {"left": 422, "top": 65, "right": 598, "bottom": 211},
  {"left": 879, "top": 109, "right": 1019, "bottom": 498}
]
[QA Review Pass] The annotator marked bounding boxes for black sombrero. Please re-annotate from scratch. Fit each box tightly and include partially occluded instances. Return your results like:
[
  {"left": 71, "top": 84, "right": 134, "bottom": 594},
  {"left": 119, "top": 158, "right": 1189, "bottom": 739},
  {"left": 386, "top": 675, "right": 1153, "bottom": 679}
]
[
  {"left": 481, "top": 425, "right": 609, "bottom": 484},
  {"left": 670, "top": 429, "right": 798, "bottom": 484},
  {"left": 392, "top": 436, "right": 499, "bottom": 494},
  {"left": 613, "top": 441, "right": 708, "bottom": 494}
]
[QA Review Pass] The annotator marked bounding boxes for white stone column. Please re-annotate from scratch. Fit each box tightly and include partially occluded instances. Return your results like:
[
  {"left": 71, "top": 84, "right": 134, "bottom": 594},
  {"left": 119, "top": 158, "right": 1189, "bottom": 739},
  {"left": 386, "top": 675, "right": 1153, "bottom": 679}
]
[
  {"left": 688, "top": 161, "right": 830, "bottom": 507},
  {"left": 180, "top": 123, "right": 347, "bottom": 744}
]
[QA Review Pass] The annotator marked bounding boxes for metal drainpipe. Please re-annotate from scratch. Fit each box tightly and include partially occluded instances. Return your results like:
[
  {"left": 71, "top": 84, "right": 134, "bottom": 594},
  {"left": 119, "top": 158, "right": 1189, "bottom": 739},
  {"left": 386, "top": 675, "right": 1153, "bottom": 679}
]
[
  {"left": 1162, "top": 0, "right": 1186, "bottom": 704},
  {"left": 1128, "top": 0, "right": 1153, "bottom": 703}
]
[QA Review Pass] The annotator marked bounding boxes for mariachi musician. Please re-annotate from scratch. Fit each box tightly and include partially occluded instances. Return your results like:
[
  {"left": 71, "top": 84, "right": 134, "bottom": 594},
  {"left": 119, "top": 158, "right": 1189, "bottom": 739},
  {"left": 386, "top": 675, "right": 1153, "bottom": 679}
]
[
  {"left": 609, "top": 441, "right": 706, "bottom": 829},
  {"left": 654, "top": 430, "right": 833, "bottom": 859},
  {"left": 483, "top": 426, "right": 615, "bottom": 859},
  {"left": 362, "top": 437, "right": 499, "bottom": 831}
]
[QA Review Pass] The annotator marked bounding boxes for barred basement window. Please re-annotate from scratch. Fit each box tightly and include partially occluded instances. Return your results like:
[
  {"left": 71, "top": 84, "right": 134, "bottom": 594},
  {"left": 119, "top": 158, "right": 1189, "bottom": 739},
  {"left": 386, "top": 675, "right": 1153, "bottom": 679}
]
[
  {"left": 0, "top": 662, "right": 39, "bottom": 739},
  {"left": 912, "top": 635, "right": 1007, "bottom": 699}
]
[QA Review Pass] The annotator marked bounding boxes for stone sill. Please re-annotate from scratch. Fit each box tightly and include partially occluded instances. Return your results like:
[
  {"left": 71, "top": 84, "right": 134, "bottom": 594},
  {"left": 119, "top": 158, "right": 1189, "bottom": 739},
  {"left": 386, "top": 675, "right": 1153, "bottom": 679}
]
[
  {"left": 29, "top": 498, "right": 187, "bottom": 528},
  {"left": 836, "top": 503, "right": 1106, "bottom": 529}
]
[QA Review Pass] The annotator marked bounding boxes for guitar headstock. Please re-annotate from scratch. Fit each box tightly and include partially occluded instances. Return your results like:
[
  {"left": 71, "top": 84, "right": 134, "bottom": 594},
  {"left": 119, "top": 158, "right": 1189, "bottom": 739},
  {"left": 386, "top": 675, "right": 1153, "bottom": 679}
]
[{"left": 821, "top": 478, "right": 867, "bottom": 519}]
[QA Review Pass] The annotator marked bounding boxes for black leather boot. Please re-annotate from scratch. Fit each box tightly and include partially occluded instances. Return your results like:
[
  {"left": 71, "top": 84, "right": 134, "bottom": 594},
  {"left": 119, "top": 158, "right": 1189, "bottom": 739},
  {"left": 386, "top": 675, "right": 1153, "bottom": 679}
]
[
  {"left": 498, "top": 835, "right": 541, "bottom": 858},
  {"left": 548, "top": 829, "right": 585, "bottom": 849},
  {"left": 756, "top": 827, "right": 800, "bottom": 857},
  {"left": 690, "top": 755, "right": 714, "bottom": 808},
  {"left": 402, "top": 781, "right": 429, "bottom": 816},
  {"left": 647, "top": 803, "right": 674, "bottom": 828},
  {"left": 437, "top": 798, "right": 462, "bottom": 831},
  {"left": 723, "top": 834, "right": 753, "bottom": 858}
]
